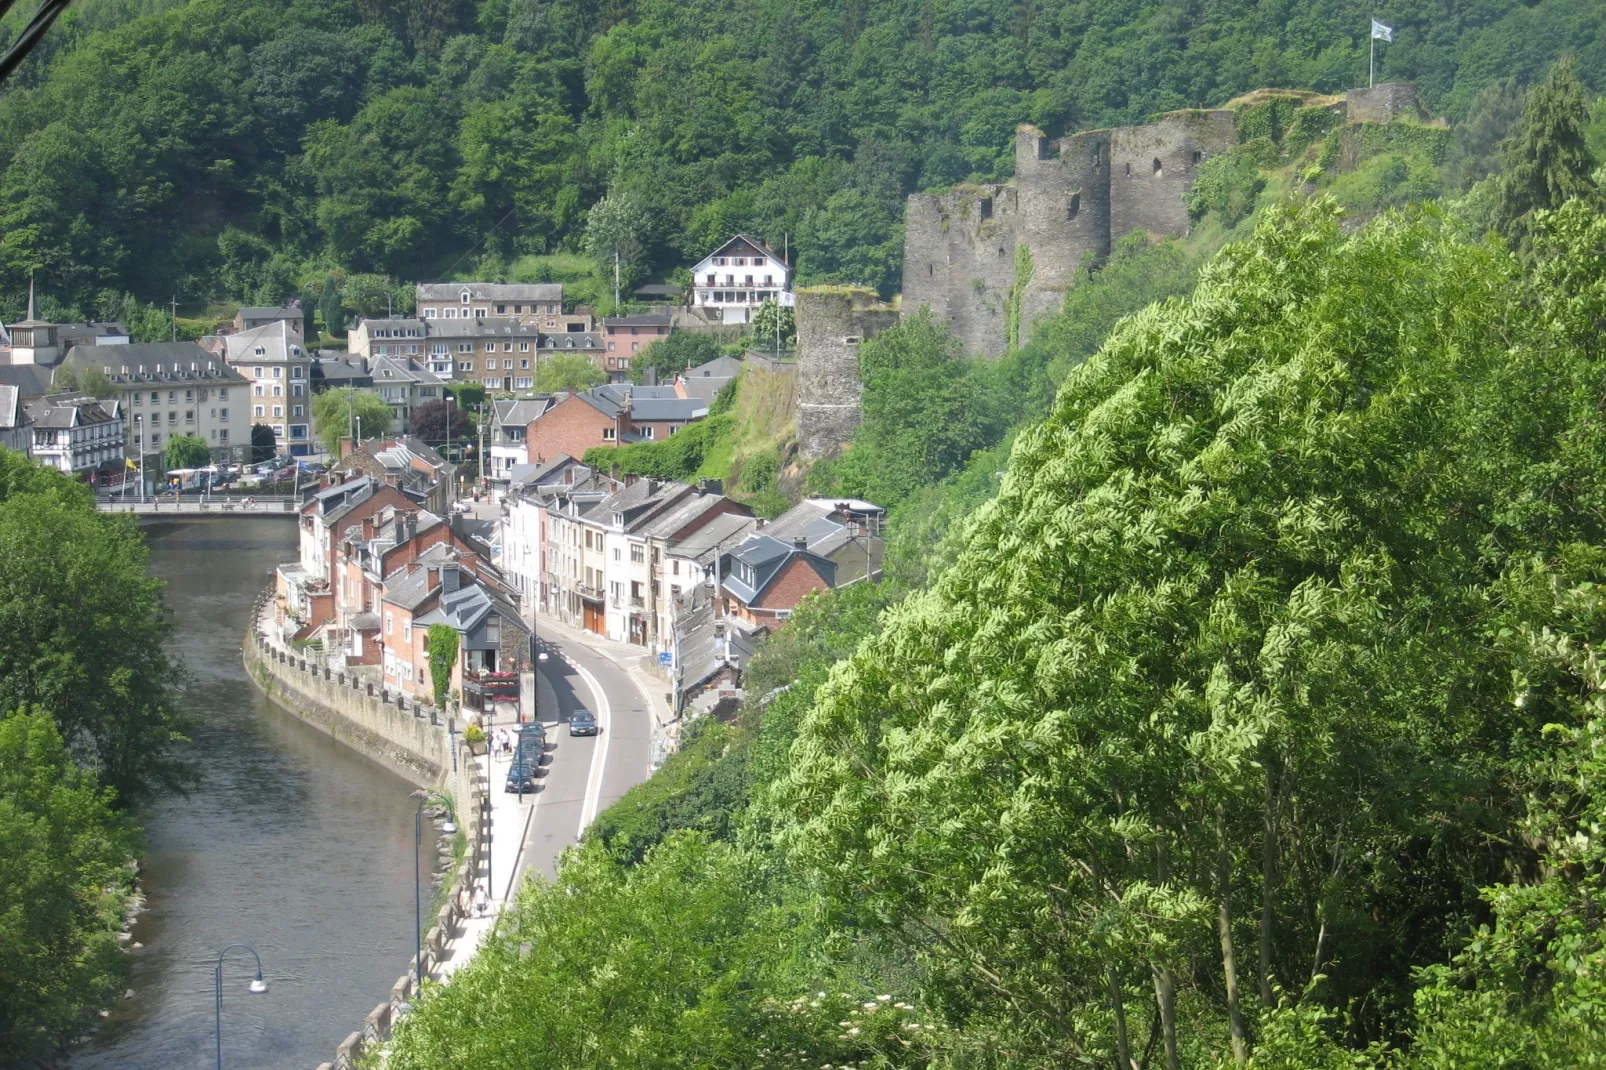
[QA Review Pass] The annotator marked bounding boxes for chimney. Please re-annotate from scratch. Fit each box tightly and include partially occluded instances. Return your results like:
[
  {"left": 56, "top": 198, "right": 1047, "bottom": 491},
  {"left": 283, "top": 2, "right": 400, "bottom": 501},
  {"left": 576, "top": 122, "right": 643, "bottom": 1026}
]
[
  {"left": 792, "top": 536, "right": 808, "bottom": 552},
  {"left": 644, "top": 366, "right": 658, "bottom": 387},
  {"left": 698, "top": 478, "right": 723, "bottom": 495},
  {"left": 646, "top": 478, "right": 660, "bottom": 496},
  {"left": 362, "top": 516, "right": 375, "bottom": 541},
  {"left": 441, "top": 562, "right": 461, "bottom": 593},
  {"left": 427, "top": 566, "right": 440, "bottom": 588}
]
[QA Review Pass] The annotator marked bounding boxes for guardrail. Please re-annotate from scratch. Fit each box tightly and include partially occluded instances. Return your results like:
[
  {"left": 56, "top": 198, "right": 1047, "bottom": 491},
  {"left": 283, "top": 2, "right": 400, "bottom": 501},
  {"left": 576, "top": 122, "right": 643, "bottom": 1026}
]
[{"left": 96, "top": 496, "right": 300, "bottom": 515}]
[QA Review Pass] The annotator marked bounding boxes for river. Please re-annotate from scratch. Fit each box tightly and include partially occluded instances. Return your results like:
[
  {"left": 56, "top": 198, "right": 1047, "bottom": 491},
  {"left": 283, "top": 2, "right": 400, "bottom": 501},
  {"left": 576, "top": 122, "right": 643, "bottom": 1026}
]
[{"left": 70, "top": 517, "right": 421, "bottom": 1070}]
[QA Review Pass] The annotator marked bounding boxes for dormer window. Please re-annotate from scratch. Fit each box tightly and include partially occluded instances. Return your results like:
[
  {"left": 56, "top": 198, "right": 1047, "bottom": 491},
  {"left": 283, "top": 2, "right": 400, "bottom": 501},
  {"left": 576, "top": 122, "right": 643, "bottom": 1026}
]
[{"left": 460, "top": 291, "right": 471, "bottom": 303}]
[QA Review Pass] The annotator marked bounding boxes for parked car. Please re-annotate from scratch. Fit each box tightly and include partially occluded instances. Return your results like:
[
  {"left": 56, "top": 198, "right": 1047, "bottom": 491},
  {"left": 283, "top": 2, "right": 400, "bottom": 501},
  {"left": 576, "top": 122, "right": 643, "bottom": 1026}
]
[
  {"left": 567, "top": 710, "right": 598, "bottom": 737},
  {"left": 505, "top": 758, "right": 538, "bottom": 794}
]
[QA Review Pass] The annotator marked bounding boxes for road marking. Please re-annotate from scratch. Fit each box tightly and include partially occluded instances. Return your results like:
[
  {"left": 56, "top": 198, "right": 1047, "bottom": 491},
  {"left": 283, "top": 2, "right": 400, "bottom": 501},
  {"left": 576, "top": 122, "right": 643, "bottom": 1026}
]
[{"left": 568, "top": 653, "right": 614, "bottom": 836}]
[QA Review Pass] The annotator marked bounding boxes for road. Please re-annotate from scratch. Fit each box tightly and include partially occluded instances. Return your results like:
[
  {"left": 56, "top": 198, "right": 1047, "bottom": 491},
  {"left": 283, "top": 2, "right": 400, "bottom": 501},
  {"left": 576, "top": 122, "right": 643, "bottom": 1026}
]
[{"left": 502, "top": 625, "right": 656, "bottom": 886}]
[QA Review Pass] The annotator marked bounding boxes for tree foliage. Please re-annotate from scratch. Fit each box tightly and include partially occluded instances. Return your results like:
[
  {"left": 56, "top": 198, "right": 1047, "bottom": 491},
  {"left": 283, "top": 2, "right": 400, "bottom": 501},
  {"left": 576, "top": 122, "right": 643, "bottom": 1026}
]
[
  {"left": 0, "top": 711, "right": 138, "bottom": 1066},
  {"left": 629, "top": 330, "right": 721, "bottom": 385},
  {"left": 408, "top": 397, "right": 470, "bottom": 443},
  {"left": 426, "top": 624, "right": 457, "bottom": 708},
  {"left": 533, "top": 352, "right": 604, "bottom": 394},
  {"left": 1494, "top": 56, "right": 1601, "bottom": 250},
  {"left": 162, "top": 434, "right": 210, "bottom": 471},
  {"left": 312, "top": 387, "right": 391, "bottom": 454}
]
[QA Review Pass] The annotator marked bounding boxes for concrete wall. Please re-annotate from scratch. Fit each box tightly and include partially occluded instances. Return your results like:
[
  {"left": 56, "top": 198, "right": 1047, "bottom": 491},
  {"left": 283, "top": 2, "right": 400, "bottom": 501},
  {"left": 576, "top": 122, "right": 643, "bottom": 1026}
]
[{"left": 795, "top": 288, "right": 899, "bottom": 461}]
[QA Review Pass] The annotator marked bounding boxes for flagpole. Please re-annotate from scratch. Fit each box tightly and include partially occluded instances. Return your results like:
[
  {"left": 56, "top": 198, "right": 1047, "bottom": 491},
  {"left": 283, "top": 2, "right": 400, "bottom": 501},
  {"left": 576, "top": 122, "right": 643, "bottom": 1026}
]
[{"left": 1370, "top": 31, "right": 1374, "bottom": 87}]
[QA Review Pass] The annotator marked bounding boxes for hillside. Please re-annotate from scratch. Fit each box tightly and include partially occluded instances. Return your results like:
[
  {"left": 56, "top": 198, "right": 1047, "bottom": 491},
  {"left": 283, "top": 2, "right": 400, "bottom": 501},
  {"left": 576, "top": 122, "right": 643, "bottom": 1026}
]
[{"left": 0, "top": 0, "right": 1600, "bottom": 321}]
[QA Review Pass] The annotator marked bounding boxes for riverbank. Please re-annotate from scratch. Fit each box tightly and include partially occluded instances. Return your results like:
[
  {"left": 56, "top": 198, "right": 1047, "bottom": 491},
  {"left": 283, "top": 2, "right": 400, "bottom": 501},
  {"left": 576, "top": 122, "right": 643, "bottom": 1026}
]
[{"left": 241, "top": 592, "right": 490, "bottom": 1070}]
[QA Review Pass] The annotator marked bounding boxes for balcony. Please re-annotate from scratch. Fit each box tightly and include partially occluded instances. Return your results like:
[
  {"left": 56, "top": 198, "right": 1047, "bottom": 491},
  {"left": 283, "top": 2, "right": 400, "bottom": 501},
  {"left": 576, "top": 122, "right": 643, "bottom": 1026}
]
[
  {"left": 462, "top": 668, "right": 519, "bottom": 698},
  {"left": 577, "top": 583, "right": 604, "bottom": 602}
]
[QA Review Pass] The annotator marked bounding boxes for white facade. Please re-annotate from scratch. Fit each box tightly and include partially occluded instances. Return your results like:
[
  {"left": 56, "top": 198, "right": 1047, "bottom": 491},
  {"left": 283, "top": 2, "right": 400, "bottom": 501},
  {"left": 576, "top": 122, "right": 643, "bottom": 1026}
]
[
  {"left": 690, "top": 235, "right": 794, "bottom": 324},
  {"left": 225, "top": 321, "right": 313, "bottom": 454},
  {"left": 499, "top": 496, "right": 545, "bottom": 613}
]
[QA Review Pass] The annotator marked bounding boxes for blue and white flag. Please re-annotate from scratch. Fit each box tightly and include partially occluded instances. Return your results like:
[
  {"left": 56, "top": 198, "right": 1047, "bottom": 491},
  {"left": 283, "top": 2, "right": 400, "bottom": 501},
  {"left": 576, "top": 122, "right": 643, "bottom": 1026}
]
[{"left": 1371, "top": 19, "right": 1394, "bottom": 41}]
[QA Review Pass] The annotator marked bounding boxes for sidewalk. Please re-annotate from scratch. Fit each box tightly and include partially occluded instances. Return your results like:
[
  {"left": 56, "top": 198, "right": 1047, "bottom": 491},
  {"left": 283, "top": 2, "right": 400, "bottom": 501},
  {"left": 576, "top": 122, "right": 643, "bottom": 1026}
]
[{"left": 433, "top": 720, "right": 541, "bottom": 980}]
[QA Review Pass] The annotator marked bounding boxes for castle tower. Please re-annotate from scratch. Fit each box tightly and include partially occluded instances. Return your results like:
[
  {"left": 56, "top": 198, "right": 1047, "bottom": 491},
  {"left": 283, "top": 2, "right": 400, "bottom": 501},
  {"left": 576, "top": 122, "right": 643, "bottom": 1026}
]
[{"left": 796, "top": 287, "right": 899, "bottom": 461}]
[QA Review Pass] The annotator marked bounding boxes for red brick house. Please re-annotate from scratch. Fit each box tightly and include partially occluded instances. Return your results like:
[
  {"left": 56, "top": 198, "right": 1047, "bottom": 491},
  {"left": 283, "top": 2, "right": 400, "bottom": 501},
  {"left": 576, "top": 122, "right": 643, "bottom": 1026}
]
[
  {"left": 718, "top": 534, "right": 836, "bottom": 631},
  {"left": 525, "top": 385, "right": 708, "bottom": 464}
]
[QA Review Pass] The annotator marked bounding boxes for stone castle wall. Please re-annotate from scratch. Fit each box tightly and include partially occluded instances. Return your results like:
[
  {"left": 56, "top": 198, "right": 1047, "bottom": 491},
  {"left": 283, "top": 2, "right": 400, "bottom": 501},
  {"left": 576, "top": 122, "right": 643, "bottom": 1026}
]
[{"left": 795, "top": 288, "right": 899, "bottom": 461}]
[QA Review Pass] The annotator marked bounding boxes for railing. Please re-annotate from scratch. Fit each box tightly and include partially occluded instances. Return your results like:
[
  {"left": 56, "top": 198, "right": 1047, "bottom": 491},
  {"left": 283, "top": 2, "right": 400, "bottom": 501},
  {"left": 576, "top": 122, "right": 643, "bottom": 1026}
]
[
  {"left": 577, "top": 583, "right": 604, "bottom": 600},
  {"left": 96, "top": 495, "right": 300, "bottom": 515}
]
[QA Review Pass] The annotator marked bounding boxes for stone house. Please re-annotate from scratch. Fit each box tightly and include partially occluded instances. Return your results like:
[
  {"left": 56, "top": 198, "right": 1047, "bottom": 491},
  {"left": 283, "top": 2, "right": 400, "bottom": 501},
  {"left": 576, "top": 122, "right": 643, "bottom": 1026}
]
[
  {"left": 225, "top": 320, "right": 314, "bottom": 455},
  {"left": 416, "top": 283, "right": 564, "bottom": 325},
  {"left": 370, "top": 354, "right": 445, "bottom": 431},
  {"left": 333, "top": 436, "right": 456, "bottom": 516},
  {"left": 234, "top": 305, "right": 304, "bottom": 336},
  {"left": 425, "top": 317, "right": 543, "bottom": 389}
]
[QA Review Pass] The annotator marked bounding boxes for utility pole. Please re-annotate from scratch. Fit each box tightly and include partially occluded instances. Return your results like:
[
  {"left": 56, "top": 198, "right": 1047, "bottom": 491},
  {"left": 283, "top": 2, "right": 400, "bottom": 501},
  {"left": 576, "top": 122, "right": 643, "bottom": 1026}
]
[
  {"left": 614, "top": 249, "right": 621, "bottom": 310},
  {"left": 171, "top": 295, "right": 178, "bottom": 342}
]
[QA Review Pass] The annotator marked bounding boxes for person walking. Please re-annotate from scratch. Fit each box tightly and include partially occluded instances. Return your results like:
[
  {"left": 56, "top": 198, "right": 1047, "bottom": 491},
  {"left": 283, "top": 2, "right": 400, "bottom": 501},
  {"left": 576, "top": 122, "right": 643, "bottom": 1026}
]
[{"left": 473, "top": 885, "right": 488, "bottom": 917}]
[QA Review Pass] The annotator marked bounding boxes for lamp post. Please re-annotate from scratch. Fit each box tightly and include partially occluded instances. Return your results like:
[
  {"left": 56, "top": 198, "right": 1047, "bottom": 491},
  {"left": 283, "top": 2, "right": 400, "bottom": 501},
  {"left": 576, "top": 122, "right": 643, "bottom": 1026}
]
[
  {"left": 410, "top": 790, "right": 457, "bottom": 987},
  {"left": 214, "top": 943, "right": 268, "bottom": 1070}
]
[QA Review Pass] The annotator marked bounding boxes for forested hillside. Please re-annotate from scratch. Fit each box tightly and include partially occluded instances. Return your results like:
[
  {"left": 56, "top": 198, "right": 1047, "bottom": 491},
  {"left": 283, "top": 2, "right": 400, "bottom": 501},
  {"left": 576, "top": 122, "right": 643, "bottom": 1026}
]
[{"left": 0, "top": 0, "right": 1600, "bottom": 319}]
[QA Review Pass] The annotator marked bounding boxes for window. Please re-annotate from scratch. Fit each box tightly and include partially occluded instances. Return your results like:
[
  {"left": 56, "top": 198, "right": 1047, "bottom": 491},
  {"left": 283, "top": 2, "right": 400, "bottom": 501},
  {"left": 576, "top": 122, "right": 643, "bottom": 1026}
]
[
  {"left": 486, "top": 617, "right": 500, "bottom": 643},
  {"left": 484, "top": 359, "right": 495, "bottom": 371},
  {"left": 253, "top": 367, "right": 263, "bottom": 378},
  {"left": 133, "top": 413, "right": 142, "bottom": 425},
  {"left": 495, "top": 304, "right": 506, "bottom": 314},
  {"left": 460, "top": 291, "right": 471, "bottom": 303},
  {"left": 292, "top": 405, "right": 303, "bottom": 417},
  {"left": 133, "top": 394, "right": 141, "bottom": 406},
  {"left": 150, "top": 432, "right": 160, "bottom": 445},
  {"left": 291, "top": 383, "right": 303, "bottom": 397},
  {"left": 168, "top": 411, "right": 178, "bottom": 424},
  {"left": 219, "top": 408, "right": 229, "bottom": 421},
  {"left": 425, "top": 308, "right": 437, "bottom": 318},
  {"left": 218, "top": 430, "right": 228, "bottom": 443},
  {"left": 459, "top": 343, "right": 473, "bottom": 354},
  {"left": 185, "top": 410, "right": 194, "bottom": 423},
  {"left": 254, "top": 405, "right": 264, "bottom": 417},
  {"left": 273, "top": 406, "right": 283, "bottom": 417},
  {"left": 631, "top": 544, "right": 644, "bottom": 564},
  {"left": 519, "top": 342, "right": 530, "bottom": 352},
  {"left": 458, "top": 361, "right": 473, "bottom": 372},
  {"left": 642, "top": 426, "right": 654, "bottom": 439},
  {"left": 291, "top": 366, "right": 303, "bottom": 379},
  {"left": 503, "top": 359, "right": 513, "bottom": 369},
  {"left": 503, "top": 342, "right": 513, "bottom": 352},
  {"left": 602, "top": 427, "right": 615, "bottom": 441},
  {"left": 474, "top": 308, "right": 487, "bottom": 319},
  {"left": 272, "top": 366, "right": 282, "bottom": 378},
  {"left": 519, "top": 358, "right": 529, "bottom": 369},
  {"left": 1068, "top": 191, "right": 1081, "bottom": 219},
  {"left": 168, "top": 392, "right": 177, "bottom": 402},
  {"left": 254, "top": 346, "right": 265, "bottom": 357},
  {"left": 254, "top": 384, "right": 264, "bottom": 396},
  {"left": 515, "top": 376, "right": 532, "bottom": 389},
  {"left": 607, "top": 342, "right": 616, "bottom": 351},
  {"left": 272, "top": 385, "right": 282, "bottom": 397},
  {"left": 672, "top": 559, "right": 680, "bottom": 575},
  {"left": 445, "top": 308, "right": 458, "bottom": 318},
  {"left": 220, "top": 389, "right": 229, "bottom": 401},
  {"left": 385, "top": 612, "right": 393, "bottom": 634},
  {"left": 150, "top": 392, "right": 159, "bottom": 402},
  {"left": 403, "top": 622, "right": 411, "bottom": 642},
  {"left": 185, "top": 389, "right": 194, "bottom": 401},
  {"left": 612, "top": 547, "right": 621, "bottom": 562}
]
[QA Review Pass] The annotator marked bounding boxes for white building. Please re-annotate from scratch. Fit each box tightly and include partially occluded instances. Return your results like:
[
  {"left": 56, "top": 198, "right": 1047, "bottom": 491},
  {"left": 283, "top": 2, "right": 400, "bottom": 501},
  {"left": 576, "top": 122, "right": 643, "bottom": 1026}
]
[
  {"left": 22, "top": 393, "right": 123, "bottom": 475},
  {"left": 59, "top": 343, "right": 250, "bottom": 464},
  {"left": 224, "top": 320, "right": 313, "bottom": 455},
  {"left": 348, "top": 318, "right": 426, "bottom": 364},
  {"left": 689, "top": 235, "right": 794, "bottom": 324}
]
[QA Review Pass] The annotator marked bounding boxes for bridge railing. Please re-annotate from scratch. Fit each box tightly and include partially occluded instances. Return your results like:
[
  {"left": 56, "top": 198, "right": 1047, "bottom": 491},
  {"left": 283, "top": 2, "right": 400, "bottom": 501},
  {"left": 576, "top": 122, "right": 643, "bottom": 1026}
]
[{"left": 95, "top": 496, "right": 301, "bottom": 514}]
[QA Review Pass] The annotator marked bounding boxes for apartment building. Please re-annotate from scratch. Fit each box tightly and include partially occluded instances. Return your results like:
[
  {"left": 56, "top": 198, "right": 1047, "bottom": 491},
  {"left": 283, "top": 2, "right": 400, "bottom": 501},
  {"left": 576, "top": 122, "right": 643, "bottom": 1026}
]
[
  {"left": 416, "top": 283, "right": 563, "bottom": 324},
  {"left": 428, "top": 318, "right": 543, "bottom": 391},
  {"left": 58, "top": 343, "right": 250, "bottom": 464},
  {"left": 600, "top": 314, "right": 671, "bottom": 381},
  {"left": 224, "top": 320, "right": 313, "bottom": 455},
  {"left": 21, "top": 393, "right": 123, "bottom": 476},
  {"left": 349, "top": 318, "right": 426, "bottom": 362}
]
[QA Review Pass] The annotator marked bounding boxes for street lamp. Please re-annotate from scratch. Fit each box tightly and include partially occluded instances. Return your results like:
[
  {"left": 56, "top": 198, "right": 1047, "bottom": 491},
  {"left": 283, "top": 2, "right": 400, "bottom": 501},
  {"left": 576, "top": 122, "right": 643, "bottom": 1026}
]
[
  {"left": 410, "top": 790, "right": 457, "bottom": 987},
  {"left": 214, "top": 943, "right": 268, "bottom": 1070}
]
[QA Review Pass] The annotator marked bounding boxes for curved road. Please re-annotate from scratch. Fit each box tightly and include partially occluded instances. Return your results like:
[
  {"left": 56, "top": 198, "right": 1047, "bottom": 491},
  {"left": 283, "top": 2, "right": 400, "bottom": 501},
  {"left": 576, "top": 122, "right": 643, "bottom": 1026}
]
[{"left": 509, "top": 624, "right": 656, "bottom": 885}]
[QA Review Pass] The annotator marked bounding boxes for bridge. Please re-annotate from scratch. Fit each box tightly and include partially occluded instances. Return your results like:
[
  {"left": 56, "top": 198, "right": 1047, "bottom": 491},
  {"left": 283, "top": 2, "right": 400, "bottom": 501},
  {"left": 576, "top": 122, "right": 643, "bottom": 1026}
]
[{"left": 95, "top": 495, "right": 302, "bottom": 517}]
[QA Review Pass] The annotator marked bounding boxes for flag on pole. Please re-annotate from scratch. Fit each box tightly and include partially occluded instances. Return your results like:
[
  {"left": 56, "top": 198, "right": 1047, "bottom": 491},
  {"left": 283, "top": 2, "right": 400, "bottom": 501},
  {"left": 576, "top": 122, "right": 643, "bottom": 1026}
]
[
  {"left": 126, "top": 457, "right": 137, "bottom": 470},
  {"left": 1371, "top": 19, "right": 1394, "bottom": 41}
]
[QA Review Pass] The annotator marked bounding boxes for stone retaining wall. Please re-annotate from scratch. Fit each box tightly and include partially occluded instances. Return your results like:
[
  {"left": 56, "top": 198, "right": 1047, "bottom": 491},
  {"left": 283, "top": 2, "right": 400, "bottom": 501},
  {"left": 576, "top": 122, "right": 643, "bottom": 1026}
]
[{"left": 240, "top": 589, "right": 488, "bottom": 1070}]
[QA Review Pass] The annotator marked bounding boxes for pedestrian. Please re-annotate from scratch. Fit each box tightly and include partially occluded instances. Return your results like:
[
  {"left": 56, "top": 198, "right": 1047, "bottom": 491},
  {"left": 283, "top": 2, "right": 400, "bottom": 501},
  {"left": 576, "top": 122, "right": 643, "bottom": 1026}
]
[{"left": 474, "top": 885, "right": 488, "bottom": 917}]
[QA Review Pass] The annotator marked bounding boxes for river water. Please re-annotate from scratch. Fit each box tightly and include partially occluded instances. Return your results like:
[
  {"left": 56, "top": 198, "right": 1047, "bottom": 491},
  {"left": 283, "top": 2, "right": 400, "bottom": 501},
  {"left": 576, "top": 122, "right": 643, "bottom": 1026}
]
[{"left": 69, "top": 518, "right": 420, "bottom": 1070}]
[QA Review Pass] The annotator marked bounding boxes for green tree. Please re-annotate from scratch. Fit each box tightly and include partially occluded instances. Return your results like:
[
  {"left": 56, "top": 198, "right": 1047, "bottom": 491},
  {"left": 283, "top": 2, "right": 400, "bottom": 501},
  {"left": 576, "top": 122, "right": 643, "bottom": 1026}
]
[
  {"left": 747, "top": 299, "right": 794, "bottom": 352},
  {"left": 534, "top": 352, "right": 604, "bottom": 394},
  {"left": 163, "top": 434, "right": 209, "bottom": 471},
  {"left": 50, "top": 366, "right": 78, "bottom": 393},
  {"left": 250, "top": 423, "right": 277, "bottom": 463},
  {"left": 629, "top": 331, "right": 721, "bottom": 384},
  {"left": 341, "top": 272, "right": 395, "bottom": 317},
  {"left": 318, "top": 273, "right": 344, "bottom": 338},
  {"left": 426, "top": 624, "right": 457, "bottom": 708},
  {"left": 312, "top": 387, "right": 392, "bottom": 455},
  {"left": 0, "top": 451, "right": 190, "bottom": 802},
  {"left": 582, "top": 193, "right": 651, "bottom": 300},
  {"left": 1494, "top": 57, "right": 1601, "bottom": 251},
  {"left": 0, "top": 711, "right": 139, "bottom": 1065}
]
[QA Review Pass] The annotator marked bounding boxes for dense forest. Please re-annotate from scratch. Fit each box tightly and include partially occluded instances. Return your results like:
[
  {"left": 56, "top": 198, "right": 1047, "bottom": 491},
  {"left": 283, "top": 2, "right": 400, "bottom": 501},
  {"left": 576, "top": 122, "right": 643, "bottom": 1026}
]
[{"left": 0, "top": 0, "right": 1600, "bottom": 320}]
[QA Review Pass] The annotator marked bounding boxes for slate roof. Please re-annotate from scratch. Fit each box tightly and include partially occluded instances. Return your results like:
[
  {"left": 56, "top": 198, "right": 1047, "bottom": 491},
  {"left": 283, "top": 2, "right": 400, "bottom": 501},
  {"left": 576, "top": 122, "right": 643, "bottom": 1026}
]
[
  {"left": 358, "top": 318, "right": 425, "bottom": 334},
  {"left": 416, "top": 283, "right": 563, "bottom": 303},
  {"left": 638, "top": 491, "right": 747, "bottom": 542},
  {"left": 380, "top": 547, "right": 457, "bottom": 611},
  {"left": 0, "top": 365, "right": 53, "bottom": 399},
  {"left": 695, "top": 235, "right": 787, "bottom": 267},
  {"left": 592, "top": 477, "right": 694, "bottom": 531},
  {"left": 427, "top": 317, "right": 543, "bottom": 340},
  {"left": 493, "top": 396, "right": 556, "bottom": 431},
  {"left": 604, "top": 314, "right": 673, "bottom": 329},
  {"left": 721, "top": 534, "right": 835, "bottom": 605},
  {"left": 575, "top": 384, "right": 706, "bottom": 423},
  {"left": 667, "top": 510, "right": 759, "bottom": 570},
  {"left": 224, "top": 319, "right": 309, "bottom": 364},
  {"left": 60, "top": 343, "right": 250, "bottom": 387},
  {"left": 413, "top": 580, "right": 529, "bottom": 640},
  {"left": 23, "top": 393, "right": 118, "bottom": 429},
  {"left": 371, "top": 354, "right": 444, "bottom": 386},
  {"left": 538, "top": 332, "right": 604, "bottom": 351},
  {"left": 507, "top": 453, "right": 584, "bottom": 489},
  {"left": 238, "top": 306, "right": 300, "bottom": 321},
  {"left": 311, "top": 355, "right": 372, "bottom": 388},
  {"left": 675, "top": 355, "right": 743, "bottom": 403},
  {"left": 673, "top": 589, "right": 757, "bottom": 697},
  {"left": 0, "top": 384, "right": 26, "bottom": 430},
  {"left": 634, "top": 284, "right": 683, "bottom": 297}
]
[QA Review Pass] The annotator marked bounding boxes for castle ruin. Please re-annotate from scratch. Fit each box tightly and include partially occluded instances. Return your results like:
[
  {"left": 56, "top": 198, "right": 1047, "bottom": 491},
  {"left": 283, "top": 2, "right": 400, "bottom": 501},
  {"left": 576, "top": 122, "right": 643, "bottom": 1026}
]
[{"left": 795, "top": 287, "right": 899, "bottom": 461}]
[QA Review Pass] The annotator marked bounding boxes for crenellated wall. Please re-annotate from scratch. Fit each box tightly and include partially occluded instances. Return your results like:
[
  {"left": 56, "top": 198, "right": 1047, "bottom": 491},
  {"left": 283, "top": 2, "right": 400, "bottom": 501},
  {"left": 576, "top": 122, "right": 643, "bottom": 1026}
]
[
  {"left": 795, "top": 287, "right": 900, "bottom": 461},
  {"left": 903, "top": 84, "right": 1422, "bottom": 358}
]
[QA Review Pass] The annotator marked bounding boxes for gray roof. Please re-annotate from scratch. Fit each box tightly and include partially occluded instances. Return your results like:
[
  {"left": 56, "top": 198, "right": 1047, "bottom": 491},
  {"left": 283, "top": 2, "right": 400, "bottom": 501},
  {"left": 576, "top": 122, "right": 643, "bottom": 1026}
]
[
  {"left": 23, "top": 393, "right": 118, "bottom": 429},
  {"left": 673, "top": 590, "right": 757, "bottom": 696},
  {"left": 634, "top": 284, "right": 683, "bottom": 296},
  {"left": 0, "top": 384, "right": 28, "bottom": 430},
  {"left": 225, "top": 319, "right": 309, "bottom": 364},
  {"left": 539, "top": 332, "right": 604, "bottom": 351},
  {"left": 358, "top": 318, "right": 425, "bottom": 333},
  {"left": 629, "top": 397, "right": 708, "bottom": 422},
  {"left": 413, "top": 578, "right": 529, "bottom": 639},
  {"left": 380, "top": 547, "right": 458, "bottom": 611},
  {"left": 493, "top": 396, "right": 556, "bottom": 430},
  {"left": 683, "top": 355, "right": 743, "bottom": 380},
  {"left": 639, "top": 492, "right": 748, "bottom": 541},
  {"left": 417, "top": 283, "right": 563, "bottom": 303},
  {"left": 508, "top": 454, "right": 586, "bottom": 490},
  {"left": 593, "top": 477, "right": 693, "bottom": 531},
  {"left": 721, "top": 533, "right": 835, "bottom": 605},
  {"left": 371, "top": 354, "right": 444, "bottom": 386},
  {"left": 575, "top": 383, "right": 705, "bottom": 423},
  {"left": 58, "top": 322, "right": 129, "bottom": 346},
  {"left": 604, "top": 314, "right": 672, "bottom": 328},
  {"left": 61, "top": 343, "right": 250, "bottom": 388},
  {"left": 312, "top": 355, "right": 372, "bottom": 385},
  {"left": 0, "top": 364, "right": 53, "bottom": 399},
  {"left": 427, "top": 317, "right": 543, "bottom": 340},
  {"left": 238, "top": 306, "right": 300, "bottom": 321},
  {"left": 667, "top": 510, "right": 759, "bottom": 567}
]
